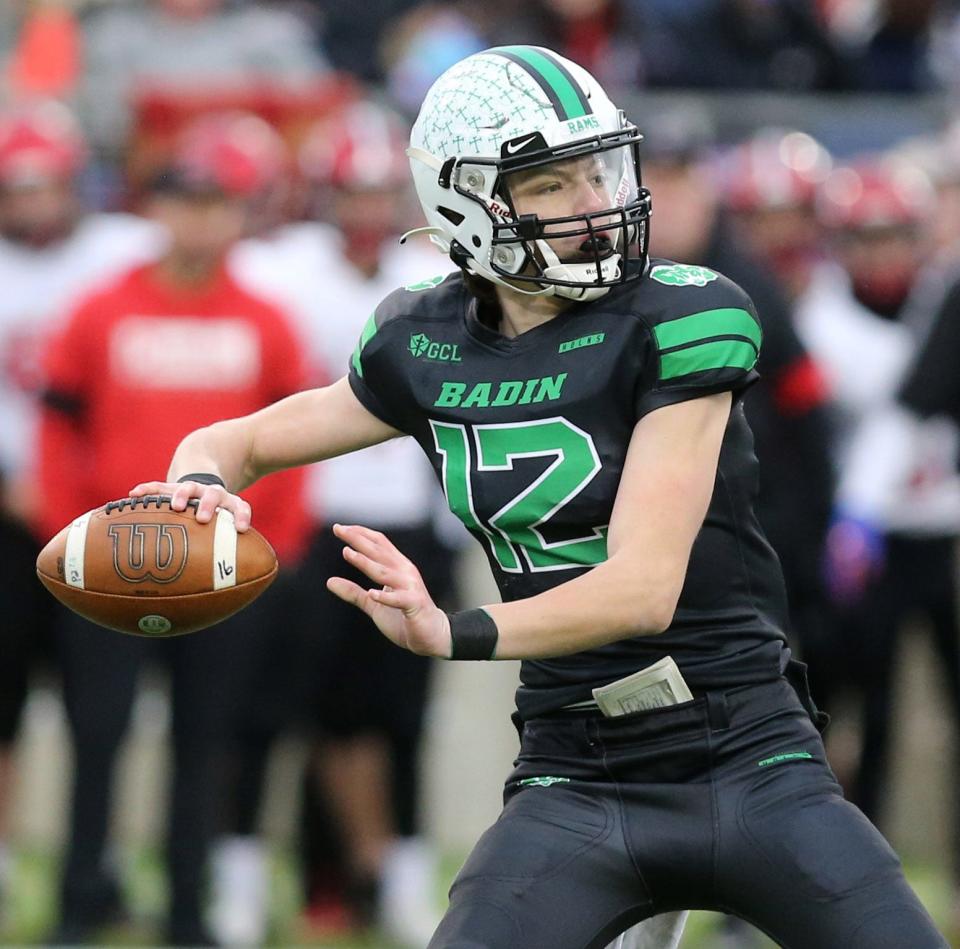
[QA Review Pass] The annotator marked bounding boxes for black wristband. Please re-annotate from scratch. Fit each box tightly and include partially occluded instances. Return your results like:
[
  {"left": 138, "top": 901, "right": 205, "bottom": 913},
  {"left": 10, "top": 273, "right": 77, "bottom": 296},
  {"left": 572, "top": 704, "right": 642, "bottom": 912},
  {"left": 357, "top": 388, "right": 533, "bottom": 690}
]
[
  {"left": 176, "top": 472, "right": 226, "bottom": 488},
  {"left": 447, "top": 608, "right": 499, "bottom": 660}
]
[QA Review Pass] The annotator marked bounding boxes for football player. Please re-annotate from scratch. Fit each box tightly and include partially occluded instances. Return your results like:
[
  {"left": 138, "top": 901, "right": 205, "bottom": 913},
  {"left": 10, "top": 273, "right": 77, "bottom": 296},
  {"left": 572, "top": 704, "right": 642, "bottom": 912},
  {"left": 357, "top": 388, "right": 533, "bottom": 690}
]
[{"left": 132, "top": 47, "right": 947, "bottom": 948}]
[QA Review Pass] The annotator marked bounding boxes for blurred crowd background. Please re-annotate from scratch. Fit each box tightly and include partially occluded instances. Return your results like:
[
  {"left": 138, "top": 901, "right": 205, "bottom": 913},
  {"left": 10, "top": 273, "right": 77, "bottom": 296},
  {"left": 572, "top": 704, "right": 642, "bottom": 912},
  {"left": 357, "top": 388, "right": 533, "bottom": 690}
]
[{"left": 5, "top": 0, "right": 960, "bottom": 947}]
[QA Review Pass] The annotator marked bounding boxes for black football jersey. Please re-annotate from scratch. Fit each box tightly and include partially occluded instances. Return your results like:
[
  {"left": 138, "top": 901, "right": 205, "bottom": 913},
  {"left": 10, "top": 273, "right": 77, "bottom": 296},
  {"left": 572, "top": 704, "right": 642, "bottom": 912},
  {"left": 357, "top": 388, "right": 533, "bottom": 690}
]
[{"left": 348, "top": 261, "right": 791, "bottom": 719}]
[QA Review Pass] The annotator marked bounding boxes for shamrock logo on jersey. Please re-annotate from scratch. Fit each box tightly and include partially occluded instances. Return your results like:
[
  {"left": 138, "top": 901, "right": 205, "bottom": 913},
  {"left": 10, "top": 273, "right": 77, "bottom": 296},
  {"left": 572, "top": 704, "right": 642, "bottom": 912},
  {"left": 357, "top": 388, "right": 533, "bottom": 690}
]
[
  {"left": 650, "top": 264, "right": 719, "bottom": 288},
  {"left": 409, "top": 333, "right": 431, "bottom": 357}
]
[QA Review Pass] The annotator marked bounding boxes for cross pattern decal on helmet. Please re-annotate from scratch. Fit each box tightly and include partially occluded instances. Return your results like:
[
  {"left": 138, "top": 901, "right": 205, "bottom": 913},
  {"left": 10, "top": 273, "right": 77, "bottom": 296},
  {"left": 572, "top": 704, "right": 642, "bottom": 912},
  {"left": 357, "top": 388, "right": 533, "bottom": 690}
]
[
  {"left": 649, "top": 264, "right": 719, "bottom": 288},
  {"left": 415, "top": 54, "right": 556, "bottom": 158}
]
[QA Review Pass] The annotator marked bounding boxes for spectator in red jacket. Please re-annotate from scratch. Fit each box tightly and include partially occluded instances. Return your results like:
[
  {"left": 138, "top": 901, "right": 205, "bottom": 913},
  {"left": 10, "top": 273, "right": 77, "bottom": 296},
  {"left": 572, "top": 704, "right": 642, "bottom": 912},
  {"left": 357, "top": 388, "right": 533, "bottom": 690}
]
[{"left": 37, "top": 112, "right": 308, "bottom": 946}]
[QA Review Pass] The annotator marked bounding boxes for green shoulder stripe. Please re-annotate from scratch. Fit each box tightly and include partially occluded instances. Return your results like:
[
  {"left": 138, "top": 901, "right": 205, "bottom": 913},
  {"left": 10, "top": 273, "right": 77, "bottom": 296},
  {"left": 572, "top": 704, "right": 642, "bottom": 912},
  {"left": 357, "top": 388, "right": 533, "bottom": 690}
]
[
  {"left": 660, "top": 339, "right": 758, "bottom": 380},
  {"left": 351, "top": 311, "right": 379, "bottom": 377},
  {"left": 653, "top": 307, "right": 761, "bottom": 353}
]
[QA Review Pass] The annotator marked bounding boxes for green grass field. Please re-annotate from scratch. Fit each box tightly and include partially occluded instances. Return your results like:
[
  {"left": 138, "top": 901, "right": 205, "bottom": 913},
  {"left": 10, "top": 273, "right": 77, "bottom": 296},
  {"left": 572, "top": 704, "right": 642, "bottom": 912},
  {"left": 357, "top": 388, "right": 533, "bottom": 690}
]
[{"left": 1, "top": 846, "right": 954, "bottom": 947}]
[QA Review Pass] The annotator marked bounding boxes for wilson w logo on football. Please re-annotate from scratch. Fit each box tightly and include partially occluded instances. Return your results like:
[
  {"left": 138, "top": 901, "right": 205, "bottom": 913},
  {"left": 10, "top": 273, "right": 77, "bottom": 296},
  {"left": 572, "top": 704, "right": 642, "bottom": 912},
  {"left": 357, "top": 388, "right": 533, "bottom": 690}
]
[{"left": 108, "top": 522, "right": 189, "bottom": 584}]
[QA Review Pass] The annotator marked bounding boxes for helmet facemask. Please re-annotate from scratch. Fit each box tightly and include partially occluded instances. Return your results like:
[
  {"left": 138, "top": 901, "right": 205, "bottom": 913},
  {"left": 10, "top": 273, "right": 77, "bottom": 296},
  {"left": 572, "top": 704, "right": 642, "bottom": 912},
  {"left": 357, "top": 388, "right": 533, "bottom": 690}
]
[
  {"left": 494, "top": 132, "right": 649, "bottom": 300},
  {"left": 416, "top": 128, "right": 650, "bottom": 303}
]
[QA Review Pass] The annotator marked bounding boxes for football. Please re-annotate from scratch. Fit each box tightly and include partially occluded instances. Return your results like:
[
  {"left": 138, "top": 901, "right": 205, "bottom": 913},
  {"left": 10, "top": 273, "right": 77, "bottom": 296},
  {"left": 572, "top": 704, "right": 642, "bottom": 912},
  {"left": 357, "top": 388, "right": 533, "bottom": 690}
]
[{"left": 36, "top": 495, "right": 278, "bottom": 637}]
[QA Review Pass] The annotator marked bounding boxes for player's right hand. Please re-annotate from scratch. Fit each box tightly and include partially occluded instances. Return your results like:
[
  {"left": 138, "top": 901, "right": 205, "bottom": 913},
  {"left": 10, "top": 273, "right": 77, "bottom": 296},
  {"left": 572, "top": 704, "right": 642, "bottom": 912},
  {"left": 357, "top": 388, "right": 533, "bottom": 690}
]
[{"left": 128, "top": 480, "right": 252, "bottom": 531}]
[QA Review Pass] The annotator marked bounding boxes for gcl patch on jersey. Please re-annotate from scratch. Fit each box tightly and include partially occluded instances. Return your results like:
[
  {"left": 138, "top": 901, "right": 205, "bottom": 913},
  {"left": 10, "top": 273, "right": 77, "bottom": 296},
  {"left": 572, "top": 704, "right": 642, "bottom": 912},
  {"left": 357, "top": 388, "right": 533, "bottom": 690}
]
[{"left": 409, "top": 333, "right": 463, "bottom": 362}]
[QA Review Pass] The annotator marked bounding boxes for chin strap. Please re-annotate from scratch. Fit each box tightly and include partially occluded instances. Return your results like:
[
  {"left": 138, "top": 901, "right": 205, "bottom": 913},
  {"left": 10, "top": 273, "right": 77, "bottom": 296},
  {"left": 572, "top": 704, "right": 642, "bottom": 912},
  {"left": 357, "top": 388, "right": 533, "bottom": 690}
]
[{"left": 536, "top": 238, "right": 619, "bottom": 301}]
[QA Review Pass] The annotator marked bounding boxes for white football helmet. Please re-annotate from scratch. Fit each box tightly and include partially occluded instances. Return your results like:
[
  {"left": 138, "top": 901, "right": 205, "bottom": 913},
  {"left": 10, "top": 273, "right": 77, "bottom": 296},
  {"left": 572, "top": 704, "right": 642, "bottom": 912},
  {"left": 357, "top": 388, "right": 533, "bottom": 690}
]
[{"left": 407, "top": 46, "right": 651, "bottom": 302}]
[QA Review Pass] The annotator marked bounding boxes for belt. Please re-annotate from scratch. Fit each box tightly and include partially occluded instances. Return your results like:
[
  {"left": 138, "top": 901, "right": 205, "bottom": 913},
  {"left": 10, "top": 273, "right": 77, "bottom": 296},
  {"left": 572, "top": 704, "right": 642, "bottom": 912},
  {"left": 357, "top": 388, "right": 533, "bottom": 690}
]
[{"left": 560, "top": 698, "right": 602, "bottom": 712}]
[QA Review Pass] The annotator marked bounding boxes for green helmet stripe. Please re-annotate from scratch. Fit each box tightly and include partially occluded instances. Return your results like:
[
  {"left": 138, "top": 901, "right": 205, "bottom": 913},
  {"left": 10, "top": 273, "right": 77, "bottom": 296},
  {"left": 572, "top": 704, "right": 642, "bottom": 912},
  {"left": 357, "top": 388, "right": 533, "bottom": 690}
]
[{"left": 491, "top": 46, "right": 591, "bottom": 121}]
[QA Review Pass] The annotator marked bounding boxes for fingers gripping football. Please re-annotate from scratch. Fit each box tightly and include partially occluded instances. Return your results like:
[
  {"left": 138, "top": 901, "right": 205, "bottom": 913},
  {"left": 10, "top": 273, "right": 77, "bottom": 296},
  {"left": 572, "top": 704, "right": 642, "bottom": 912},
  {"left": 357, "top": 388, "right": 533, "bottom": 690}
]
[
  {"left": 327, "top": 524, "right": 451, "bottom": 658},
  {"left": 129, "top": 480, "right": 252, "bottom": 531}
]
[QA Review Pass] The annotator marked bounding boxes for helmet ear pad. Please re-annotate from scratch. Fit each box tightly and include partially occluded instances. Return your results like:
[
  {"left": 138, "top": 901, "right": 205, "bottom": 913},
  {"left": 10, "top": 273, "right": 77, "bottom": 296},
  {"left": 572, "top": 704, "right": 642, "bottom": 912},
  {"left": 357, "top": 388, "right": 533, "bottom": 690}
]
[
  {"left": 489, "top": 229, "right": 532, "bottom": 277},
  {"left": 456, "top": 233, "right": 532, "bottom": 284}
]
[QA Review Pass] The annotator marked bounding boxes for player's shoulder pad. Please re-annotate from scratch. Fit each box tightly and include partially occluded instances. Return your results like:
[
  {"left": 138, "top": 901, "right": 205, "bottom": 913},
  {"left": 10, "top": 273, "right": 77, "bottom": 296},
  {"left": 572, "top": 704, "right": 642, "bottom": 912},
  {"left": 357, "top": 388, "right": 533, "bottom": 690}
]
[
  {"left": 638, "top": 260, "right": 756, "bottom": 319},
  {"left": 628, "top": 259, "right": 762, "bottom": 384},
  {"left": 371, "top": 271, "right": 463, "bottom": 329},
  {"left": 351, "top": 272, "right": 464, "bottom": 377}
]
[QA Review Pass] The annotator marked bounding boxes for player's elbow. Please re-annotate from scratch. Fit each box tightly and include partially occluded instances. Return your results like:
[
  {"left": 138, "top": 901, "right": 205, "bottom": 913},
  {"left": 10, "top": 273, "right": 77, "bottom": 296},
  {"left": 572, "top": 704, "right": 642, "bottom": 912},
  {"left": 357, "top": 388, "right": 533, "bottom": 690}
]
[
  {"left": 604, "top": 556, "right": 683, "bottom": 637},
  {"left": 643, "top": 597, "right": 679, "bottom": 636},
  {"left": 599, "top": 587, "right": 678, "bottom": 640},
  {"left": 635, "top": 592, "right": 679, "bottom": 637}
]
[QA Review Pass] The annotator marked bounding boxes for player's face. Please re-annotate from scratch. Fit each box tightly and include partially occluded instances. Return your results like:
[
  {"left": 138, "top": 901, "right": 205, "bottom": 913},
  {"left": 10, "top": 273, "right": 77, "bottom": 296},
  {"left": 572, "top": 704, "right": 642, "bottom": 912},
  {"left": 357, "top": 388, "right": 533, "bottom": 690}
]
[
  {"left": 732, "top": 205, "right": 820, "bottom": 298},
  {"left": 835, "top": 226, "right": 926, "bottom": 312},
  {"left": 148, "top": 191, "right": 248, "bottom": 261},
  {"left": 0, "top": 178, "right": 78, "bottom": 247},
  {"left": 837, "top": 227, "right": 923, "bottom": 272},
  {"left": 333, "top": 185, "right": 408, "bottom": 242},
  {"left": 506, "top": 153, "right": 622, "bottom": 262},
  {"left": 737, "top": 206, "right": 817, "bottom": 256},
  {"left": 328, "top": 185, "right": 406, "bottom": 272}
]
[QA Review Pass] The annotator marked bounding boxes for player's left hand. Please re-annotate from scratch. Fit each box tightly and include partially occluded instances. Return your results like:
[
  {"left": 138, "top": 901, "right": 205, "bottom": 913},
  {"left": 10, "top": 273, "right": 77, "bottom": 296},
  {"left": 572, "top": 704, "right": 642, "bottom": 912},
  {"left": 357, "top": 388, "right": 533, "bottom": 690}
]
[{"left": 327, "top": 523, "right": 452, "bottom": 658}]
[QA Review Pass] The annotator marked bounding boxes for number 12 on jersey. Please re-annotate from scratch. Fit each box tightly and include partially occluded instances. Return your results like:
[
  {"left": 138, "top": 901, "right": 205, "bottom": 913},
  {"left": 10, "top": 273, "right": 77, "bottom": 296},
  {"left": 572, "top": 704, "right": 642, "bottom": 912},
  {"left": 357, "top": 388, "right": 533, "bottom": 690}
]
[{"left": 429, "top": 418, "right": 608, "bottom": 573}]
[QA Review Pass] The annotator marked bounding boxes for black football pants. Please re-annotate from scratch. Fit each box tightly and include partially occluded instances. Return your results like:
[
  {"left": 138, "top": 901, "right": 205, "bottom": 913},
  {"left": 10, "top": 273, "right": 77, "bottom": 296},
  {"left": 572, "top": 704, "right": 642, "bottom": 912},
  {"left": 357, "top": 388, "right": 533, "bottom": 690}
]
[{"left": 429, "top": 673, "right": 947, "bottom": 949}]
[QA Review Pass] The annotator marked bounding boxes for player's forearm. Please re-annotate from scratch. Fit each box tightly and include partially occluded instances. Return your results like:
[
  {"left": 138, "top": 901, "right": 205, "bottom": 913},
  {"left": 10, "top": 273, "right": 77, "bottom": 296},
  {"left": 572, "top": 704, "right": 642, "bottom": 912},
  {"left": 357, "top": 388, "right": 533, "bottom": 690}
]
[
  {"left": 167, "top": 416, "right": 259, "bottom": 492},
  {"left": 166, "top": 409, "right": 315, "bottom": 493},
  {"left": 165, "top": 380, "right": 402, "bottom": 493},
  {"left": 483, "top": 553, "right": 682, "bottom": 660}
]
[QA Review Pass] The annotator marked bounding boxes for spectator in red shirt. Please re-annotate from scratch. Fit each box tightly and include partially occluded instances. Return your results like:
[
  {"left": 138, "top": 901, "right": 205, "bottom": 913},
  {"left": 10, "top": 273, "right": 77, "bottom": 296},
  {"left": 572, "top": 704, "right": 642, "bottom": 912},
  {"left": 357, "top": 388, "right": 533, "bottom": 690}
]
[{"left": 37, "top": 112, "right": 308, "bottom": 946}]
